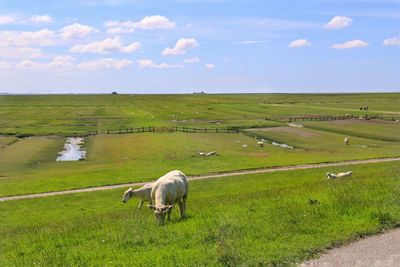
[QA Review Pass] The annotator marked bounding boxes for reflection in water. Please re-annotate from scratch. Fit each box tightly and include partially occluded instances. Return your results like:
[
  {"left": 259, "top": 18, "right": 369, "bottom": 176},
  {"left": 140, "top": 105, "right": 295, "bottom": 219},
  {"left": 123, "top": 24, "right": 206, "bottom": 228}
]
[{"left": 56, "top": 137, "right": 86, "bottom": 161}]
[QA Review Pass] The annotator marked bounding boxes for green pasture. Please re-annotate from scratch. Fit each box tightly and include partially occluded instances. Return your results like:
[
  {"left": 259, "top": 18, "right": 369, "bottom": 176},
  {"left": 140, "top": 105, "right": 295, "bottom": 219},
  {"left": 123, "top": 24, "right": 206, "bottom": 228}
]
[
  {"left": 1, "top": 131, "right": 400, "bottom": 197},
  {"left": 302, "top": 119, "right": 400, "bottom": 142},
  {"left": 245, "top": 126, "right": 400, "bottom": 152},
  {"left": 1, "top": 93, "right": 399, "bottom": 136},
  {"left": 1, "top": 162, "right": 399, "bottom": 266}
]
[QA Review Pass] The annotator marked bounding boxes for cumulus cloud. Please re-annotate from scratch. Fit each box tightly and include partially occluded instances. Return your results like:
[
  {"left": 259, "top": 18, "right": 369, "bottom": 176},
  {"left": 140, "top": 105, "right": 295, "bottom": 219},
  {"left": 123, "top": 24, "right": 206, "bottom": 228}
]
[
  {"left": 30, "top": 15, "right": 53, "bottom": 24},
  {"left": 137, "top": 59, "right": 183, "bottom": 69},
  {"left": 105, "top": 15, "right": 175, "bottom": 34},
  {"left": 332, "top": 40, "right": 369, "bottom": 49},
  {"left": 78, "top": 58, "right": 132, "bottom": 70},
  {"left": 0, "top": 15, "right": 19, "bottom": 25},
  {"left": 0, "top": 46, "right": 44, "bottom": 59},
  {"left": 383, "top": 37, "right": 400, "bottom": 46},
  {"left": 325, "top": 16, "right": 353, "bottom": 30},
  {"left": 162, "top": 38, "right": 198, "bottom": 56},
  {"left": 14, "top": 56, "right": 75, "bottom": 70},
  {"left": 0, "top": 29, "right": 56, "bottom": 47},
  {"left": 60, "top": 23, "right": 99, "bottom": 39},
  {"left": 184, "top": 56, "right": 200, "bottom": 64},
  {"left": 205, "top": 63, "right": 215, "bottom": 69},
  {"left": 70, "top": 37, "right": 140, "bottom": 54},
  {"left": 288, "top": 39, "right": 312, "bottom": 48}
]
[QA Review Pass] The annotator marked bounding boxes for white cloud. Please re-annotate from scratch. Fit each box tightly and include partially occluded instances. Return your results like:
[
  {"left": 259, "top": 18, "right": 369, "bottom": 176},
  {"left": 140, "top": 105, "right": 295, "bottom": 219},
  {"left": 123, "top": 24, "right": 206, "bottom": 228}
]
[
  {"left": 184, "top": 57, "right": 200, "bottom": 64},
  {"left": 0, "top": 29, "right": 56, "bottom": 47},
  {"left": 332, "top": 40, "right": 369, "bottom": 49},
  {"left": 78, "top": 58, "right": 133, "bottom": 70},
  {"left": 0, "top": 46, "right": 44, "bottom": 59},
  {"left": 325, "top": 16, "right": 353, "bottom": 30},
  {"left": 288, "top": 39, "right": 312, "bottom": 48},
  {"left": 137, "top": 59, "right": 183, "bottom": 69},
  {"left": 105, "top": 15, "right": 175, "bottom": 34},
  {"left": 0, "top": 60, "right": 14, "bottom": 69},
  {"left": 162, "top": 38, "right": 198, "bottom": 56},
  {"left": 70, "top": 37, "right": 140, "bottom": 54},
  {"left": 205, "top": 63, "right": 215, "bottom": 69},
  {"left": 60, "top": 23, "right": 99, "bottom": 39},
  {"left": 30, "top": 15, "right": 53, "bottom": 24},
  {"left": 383, "top": 37, "right": 400, "bottom": 46},
  {"left": 14, "top": 56, "right": 75, "bottom": 70},
  {"left": 236, "top": 40, "right": 269, "bottom": 45},
  {"left": 0, "top": 15, "right": 18, "bottom": 25}
]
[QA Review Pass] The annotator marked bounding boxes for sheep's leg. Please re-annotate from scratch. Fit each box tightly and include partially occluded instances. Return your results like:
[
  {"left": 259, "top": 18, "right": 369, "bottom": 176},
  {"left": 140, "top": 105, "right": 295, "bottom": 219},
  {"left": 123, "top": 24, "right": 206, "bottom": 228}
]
[
  {"left": 177, "top": 200, "right": 184, "bottom": 219},
  {"left": 182, "top": 195, "right": 188, "bottom": 218},
  {"left": 136, "top": 200, "right": 143, "bottom": 216},
  {"left": 167, "top": 207, "right": 172, "bottom": 221}
]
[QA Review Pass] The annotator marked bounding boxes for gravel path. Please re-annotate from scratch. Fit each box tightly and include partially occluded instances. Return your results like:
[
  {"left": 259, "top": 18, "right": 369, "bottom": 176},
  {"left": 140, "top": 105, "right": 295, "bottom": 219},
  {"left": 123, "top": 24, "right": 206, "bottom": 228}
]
[
  {"left": 1, "top": 156, "right": 399, "bottom": 202},
  {"left": 300, "top": 228, "right": 400, "bottom": 267}
]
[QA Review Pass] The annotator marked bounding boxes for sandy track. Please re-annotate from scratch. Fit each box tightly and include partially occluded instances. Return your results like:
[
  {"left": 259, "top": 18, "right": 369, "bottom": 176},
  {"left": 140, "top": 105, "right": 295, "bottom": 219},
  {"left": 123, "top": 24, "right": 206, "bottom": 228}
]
[
  {"left": 1, "top": 157, "right": 400, "bottom": 202},
  {"left": 300, "top": 228, "right": 400, "bottom": 267}
]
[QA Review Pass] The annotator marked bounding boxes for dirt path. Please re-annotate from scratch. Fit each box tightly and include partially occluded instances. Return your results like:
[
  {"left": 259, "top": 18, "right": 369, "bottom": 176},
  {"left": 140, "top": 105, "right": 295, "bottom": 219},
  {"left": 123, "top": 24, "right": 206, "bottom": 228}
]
[
  {"left": 1, "top": 157, "right": 400, "bottom": 202},
  {"left": 300, "top": 228, "right": 400, "bottom": 267}
]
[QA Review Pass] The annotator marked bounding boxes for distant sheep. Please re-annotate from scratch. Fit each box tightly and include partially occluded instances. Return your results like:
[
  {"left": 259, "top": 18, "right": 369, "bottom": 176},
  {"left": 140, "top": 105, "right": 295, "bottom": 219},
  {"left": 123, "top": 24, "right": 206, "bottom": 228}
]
[
  {"left": 148, "top": 170, "right": 189, "bottom": 225},
  {"left": 257, "top": 141, "right": 264, "bottom": 147},
  {"left": 122, "top": 183, "right": 153, "bottom": 215},
  {"left": 197, "top": 152, "right": 206, "bottom": 156},
  {"left": 326, "top": 171, "right": 353, "bottom": 179},
  {"left": 344, "top": 137, "right": 350, "bottom": 145},
  {"left": 206, "top": 151, "right": 217, "bottom": 156}
]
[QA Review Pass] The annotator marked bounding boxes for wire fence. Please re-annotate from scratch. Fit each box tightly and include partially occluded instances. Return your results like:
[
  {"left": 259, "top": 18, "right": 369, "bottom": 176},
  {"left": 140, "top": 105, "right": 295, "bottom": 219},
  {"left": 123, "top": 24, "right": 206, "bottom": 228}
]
[{"left": 87, "top": 126, "right": 239, "bottom": 135}]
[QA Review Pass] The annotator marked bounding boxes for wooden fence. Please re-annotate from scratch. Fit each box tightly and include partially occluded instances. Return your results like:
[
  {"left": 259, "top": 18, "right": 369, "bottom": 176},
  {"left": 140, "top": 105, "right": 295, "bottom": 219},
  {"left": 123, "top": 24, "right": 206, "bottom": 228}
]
[
  {"left": 87, "top": 126, "right": 154, "bottom": 135},
  {"left": 87, "top": 126, "right": 238, "bottom": 135},
  {"left": 288, "top": 115, "right": 353, "bottom": 122},
  {"left": 171, "top": 126, "right": 239, "bottom": 133}
]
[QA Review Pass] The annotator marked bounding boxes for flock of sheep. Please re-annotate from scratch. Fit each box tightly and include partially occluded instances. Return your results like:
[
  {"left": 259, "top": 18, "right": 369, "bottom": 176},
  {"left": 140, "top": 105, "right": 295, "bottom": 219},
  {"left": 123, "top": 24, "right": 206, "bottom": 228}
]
[{"left": 122, "top": 137, "right": 354, "bottom": 225}]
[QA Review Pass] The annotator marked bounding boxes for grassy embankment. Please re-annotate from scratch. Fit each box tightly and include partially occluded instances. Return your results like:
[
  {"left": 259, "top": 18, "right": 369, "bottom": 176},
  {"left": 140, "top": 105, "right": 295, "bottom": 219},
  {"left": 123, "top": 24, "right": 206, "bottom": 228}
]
[{"left": 1, "top": 161, "right": 399, "bottom": 265}]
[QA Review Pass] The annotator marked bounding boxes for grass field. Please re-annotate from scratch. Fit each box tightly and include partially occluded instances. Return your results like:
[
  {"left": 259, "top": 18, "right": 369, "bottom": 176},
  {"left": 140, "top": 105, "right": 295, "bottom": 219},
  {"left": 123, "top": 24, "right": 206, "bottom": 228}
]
[
  {"left": 1, "top": 131, "right": 400, "bottom": 197},
  {"left": 1, "top": 162, "right": 399, "bottom": 266},
  {"left": 302, "top": 119, "right": 400, "bottom": 142},
  {"left": 1, "top": 93, "right": 400, "bottom": 136}
]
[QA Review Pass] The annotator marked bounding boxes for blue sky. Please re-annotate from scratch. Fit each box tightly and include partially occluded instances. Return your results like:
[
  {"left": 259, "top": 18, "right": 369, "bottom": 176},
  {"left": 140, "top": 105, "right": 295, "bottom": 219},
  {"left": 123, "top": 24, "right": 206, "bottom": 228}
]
[{"left": 0, "top": 0, "right": 399, "bottom": 94}]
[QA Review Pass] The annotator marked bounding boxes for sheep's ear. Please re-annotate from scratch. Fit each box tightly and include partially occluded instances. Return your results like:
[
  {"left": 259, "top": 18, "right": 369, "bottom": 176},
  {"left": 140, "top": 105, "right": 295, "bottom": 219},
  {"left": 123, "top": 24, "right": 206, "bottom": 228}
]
[{"left": 147, "top": 204, "right": 156, "bottom": 210}]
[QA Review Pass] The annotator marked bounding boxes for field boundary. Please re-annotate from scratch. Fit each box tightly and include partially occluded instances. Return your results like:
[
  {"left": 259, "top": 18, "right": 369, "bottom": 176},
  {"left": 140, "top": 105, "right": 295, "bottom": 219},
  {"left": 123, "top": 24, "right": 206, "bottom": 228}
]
[
  {"left": 87, "top": 126, "right": 239, "bottom": 135},
  {"left": 1, "top": 156, "right": 400, "bottom": 202}
]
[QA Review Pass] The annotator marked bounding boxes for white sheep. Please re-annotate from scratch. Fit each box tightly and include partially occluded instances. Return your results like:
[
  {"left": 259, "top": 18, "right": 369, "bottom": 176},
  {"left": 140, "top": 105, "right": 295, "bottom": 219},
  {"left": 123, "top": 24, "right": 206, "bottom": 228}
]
[
  {"left": 326, "top": 171, "right": 353, "bottom": 179},
  {"left": 257, "top": 141, "right": 264, "bottom": 147},
  {"left": 344, "top": 137, "right": 350, "bottom": 145},
  {"left": 197, "top": 152, "right": 206, "bottom": 156},
  {"left": 122, "top": 183, "right": 153, "bottom": 215},
  {"left": 206, "top": 151, "right": 217, "bottom": 156},
  {"left": 147, "top": 170, "right": 189, "bottom": 225}
]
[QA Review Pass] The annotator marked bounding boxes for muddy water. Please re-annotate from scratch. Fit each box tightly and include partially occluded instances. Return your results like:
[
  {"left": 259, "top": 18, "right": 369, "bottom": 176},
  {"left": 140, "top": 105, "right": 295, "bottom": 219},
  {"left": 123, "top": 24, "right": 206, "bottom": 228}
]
[{"left": 56, "top": 137, "right": 86, "bottom": 161}]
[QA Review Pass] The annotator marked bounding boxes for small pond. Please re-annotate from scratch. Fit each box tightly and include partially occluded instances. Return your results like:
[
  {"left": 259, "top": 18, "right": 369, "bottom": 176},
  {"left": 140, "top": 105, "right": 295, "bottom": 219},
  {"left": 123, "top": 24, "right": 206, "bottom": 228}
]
[{"left": 56, "top": 137, "right": 86, "bottom": 161}]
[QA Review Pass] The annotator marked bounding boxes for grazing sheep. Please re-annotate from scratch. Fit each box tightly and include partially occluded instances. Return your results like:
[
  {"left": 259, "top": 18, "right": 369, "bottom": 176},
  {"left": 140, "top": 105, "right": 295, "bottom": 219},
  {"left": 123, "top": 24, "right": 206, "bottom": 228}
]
[
  {"left": 257, "top": 141, "right": 264, "bottom": 147},
  {"left": 148, "top": 170, "right": 189, "bottom": 225},
  {"left": 197, "top": 152, "right": 206, "bottom": 156},
  {"left": 122, "top": 183, "right": 153, "bottom": 215},
  {"left": 206, "top": 151, "right": 217, "bottom": 156},
  {"left": 326, "top": 171, "right": 352, "bottom": 179},
  {"left": 344, "top": 137, "right": 350, "bottom": 145}
]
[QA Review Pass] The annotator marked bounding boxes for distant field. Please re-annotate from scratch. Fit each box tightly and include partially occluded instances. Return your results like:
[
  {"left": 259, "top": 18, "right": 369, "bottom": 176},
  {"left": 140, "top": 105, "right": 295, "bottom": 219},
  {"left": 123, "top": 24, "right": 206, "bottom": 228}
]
[
  {"left": 302, "top": 119, "right": 400, "bottom": 142},
  {"left": 1, "top": 93, "right": 399, "bottom": 136},
  {"left": 245, "top": 126, "right": 400, "bottom": 152},
  {"left": 1, "top": 131, "right": 400, "bottom": 197},
  {"left": 0, "top": 136, "right": 17, "bottom": 148},
  {"left": 1, "top": 162, "right": 399, "bottom": 265}
]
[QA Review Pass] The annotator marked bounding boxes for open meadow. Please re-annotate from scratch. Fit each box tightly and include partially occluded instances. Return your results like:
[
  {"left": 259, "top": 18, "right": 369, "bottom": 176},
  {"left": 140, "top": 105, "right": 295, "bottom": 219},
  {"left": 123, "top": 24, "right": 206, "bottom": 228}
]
[
  {"left": 1, "top": 93, "right": 400, "bottom": 265},
  {"left": 1, "top": 162, "right": 400, "bottom": 265}
]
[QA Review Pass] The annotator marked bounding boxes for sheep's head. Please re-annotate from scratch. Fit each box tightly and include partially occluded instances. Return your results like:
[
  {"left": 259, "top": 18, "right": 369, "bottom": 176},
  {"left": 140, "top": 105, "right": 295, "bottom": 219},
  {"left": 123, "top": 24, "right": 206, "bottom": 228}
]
[
  {"left": 122, "top": 188, "right": 134, "bottom": 203},
  {"left": 147, "top": 205, "right": 173, "bottom": 225}
]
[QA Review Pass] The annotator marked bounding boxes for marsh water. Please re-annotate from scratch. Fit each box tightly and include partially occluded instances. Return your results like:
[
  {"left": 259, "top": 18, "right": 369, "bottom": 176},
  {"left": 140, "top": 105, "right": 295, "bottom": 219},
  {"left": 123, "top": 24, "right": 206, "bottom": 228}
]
[{"left": 56, "top": 137, "right": 86, "bottom": 161}]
